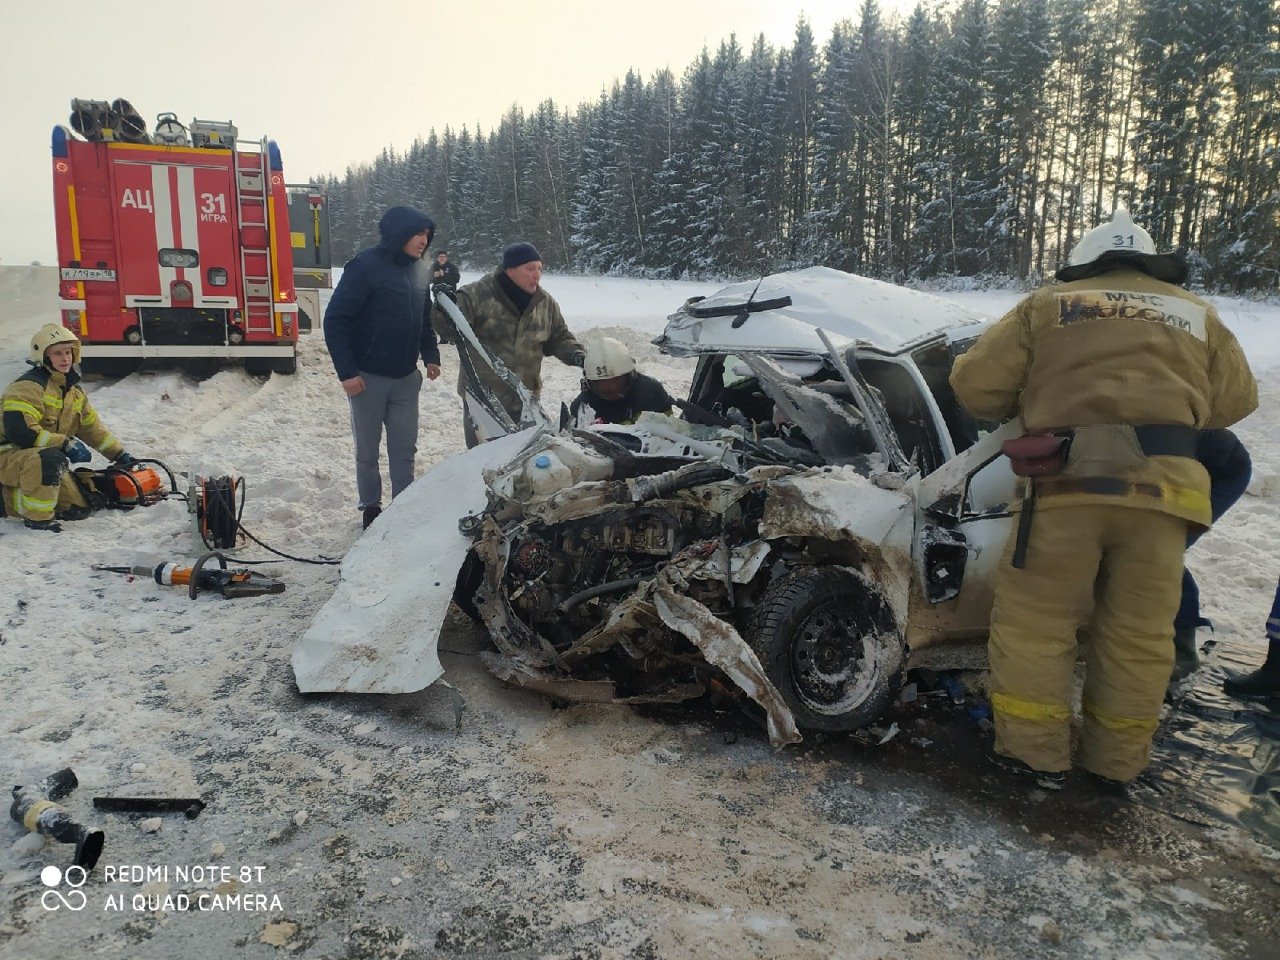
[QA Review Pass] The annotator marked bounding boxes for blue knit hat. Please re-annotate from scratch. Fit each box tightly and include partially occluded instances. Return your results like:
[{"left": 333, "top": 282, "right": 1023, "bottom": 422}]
[{"left": 501, "top": 242, "right": 542, "bottom": 270}]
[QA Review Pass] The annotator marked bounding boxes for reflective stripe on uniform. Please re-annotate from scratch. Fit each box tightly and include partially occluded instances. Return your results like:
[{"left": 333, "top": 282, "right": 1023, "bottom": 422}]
[
  {"left": 15, "top": 491, "right": 56, "bottom": 513},
  {"left": 1029, "top": 476, "right": 1210, "bottom": 520},
  {"left": 81, "top": 405, "right": 96, "bottom": 425},
  {"left": 42, "top": 393, "right": 64, "bottom": 409},
  {"left": 97, "top": 433, "right": 118, "bottom": 451},
  {"left": 1166, "top": 486, "right": 1211, "bottom": 517},
  {"left": 71, "top": 395, "right": 85, "bottom": 414},
  {"left": 1082, "top": 699, "right": 1159, "bottom": 733},
  {"left": 990, "top": 691, "right": 1071, "bottom": 724},
  {"left": 2, "top": 399, "right": 41, "bottom": 419},
  {"left": 35, "top": 430, "right": 56, "bottom": 448}
]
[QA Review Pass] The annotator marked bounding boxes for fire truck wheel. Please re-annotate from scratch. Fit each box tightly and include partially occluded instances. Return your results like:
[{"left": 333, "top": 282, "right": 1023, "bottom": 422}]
[{"left": 245, "top": 355, "right": 297, "bottom": 376}]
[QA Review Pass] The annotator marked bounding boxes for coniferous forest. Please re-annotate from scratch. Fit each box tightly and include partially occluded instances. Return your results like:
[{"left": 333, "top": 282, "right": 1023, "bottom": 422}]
[{"left": 320, "top": 0, "right": 1280, "bottom": 292}]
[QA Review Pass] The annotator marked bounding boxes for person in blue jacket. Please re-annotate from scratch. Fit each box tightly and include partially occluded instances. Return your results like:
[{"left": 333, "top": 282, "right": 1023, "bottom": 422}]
[
  {"left": 1171, "top": 429, "right": 1253, "bottom": 682},
  {"left": 323, "top": 206, "right": 441, "bottom": 529}
]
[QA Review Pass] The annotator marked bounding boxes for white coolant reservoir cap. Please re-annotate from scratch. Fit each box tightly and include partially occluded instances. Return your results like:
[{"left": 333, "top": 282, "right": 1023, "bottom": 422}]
[{"left": 534, "top": 455, "right": 551, "bottom": 468}]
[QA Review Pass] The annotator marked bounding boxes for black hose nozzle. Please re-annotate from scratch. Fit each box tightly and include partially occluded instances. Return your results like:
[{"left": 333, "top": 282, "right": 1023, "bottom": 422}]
[{"left": 10, "top": 768, "right": 104, "bottom": 870}]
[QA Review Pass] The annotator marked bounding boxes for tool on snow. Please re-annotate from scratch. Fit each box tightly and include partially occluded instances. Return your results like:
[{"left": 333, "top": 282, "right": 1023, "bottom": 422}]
[
  {"left": 189, "top": 474, "right": 244, "bottom": 550},
  {"left": 10, "top": 768, "right": 105, "bottom": 870},
  {"left": 93, "top": 551, "right": 285, "bottom": 599},
  {"left": 93, "top": 796, "right": 206, "bottom": 820},
  {"left": 72, "top": 458, "right": 178, "bottom": 509}
]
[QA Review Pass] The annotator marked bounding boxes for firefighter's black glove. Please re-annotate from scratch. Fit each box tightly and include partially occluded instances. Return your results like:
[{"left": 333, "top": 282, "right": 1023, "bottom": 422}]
[
  {"left": 113, "top": 451, "right": 139, "bottom": 469},
  {"left": 63, "top": 438, "right": 93, "bottom": 464}
]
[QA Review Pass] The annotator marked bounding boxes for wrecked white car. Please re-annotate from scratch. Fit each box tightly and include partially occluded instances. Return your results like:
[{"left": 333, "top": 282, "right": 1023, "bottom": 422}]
[{"left": 295, "top": 268, "right": 1019, "bottom": 746}]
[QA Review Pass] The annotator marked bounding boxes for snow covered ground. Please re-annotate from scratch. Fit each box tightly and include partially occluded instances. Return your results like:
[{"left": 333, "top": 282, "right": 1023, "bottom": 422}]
[{"left": 1, "top": 265, "right": 1277, "bottom": 959}]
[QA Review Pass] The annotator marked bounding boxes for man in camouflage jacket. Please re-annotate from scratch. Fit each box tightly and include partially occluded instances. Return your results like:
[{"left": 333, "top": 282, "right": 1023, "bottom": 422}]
[{"left": 443, "top": 242, "right": 584, "bottom": 447}]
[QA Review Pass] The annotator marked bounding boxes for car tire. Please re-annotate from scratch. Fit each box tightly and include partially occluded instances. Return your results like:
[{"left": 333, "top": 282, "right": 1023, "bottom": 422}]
[{"left": 747, "top": 565, "right": 905, "bottom": 732}]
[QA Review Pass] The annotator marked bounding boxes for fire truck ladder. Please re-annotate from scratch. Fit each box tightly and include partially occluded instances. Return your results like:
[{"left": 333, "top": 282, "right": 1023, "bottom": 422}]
[{"left": 232, "top": 137, "right": 276, "bottom": 336}]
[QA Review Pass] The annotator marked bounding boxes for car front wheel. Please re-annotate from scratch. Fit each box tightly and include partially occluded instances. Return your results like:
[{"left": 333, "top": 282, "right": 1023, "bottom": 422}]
[{"left": 748, "top": 565, "right": 905, "bottom": 732}]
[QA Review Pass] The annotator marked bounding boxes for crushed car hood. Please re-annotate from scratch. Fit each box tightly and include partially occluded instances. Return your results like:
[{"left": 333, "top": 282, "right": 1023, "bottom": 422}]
[{"left": 656, "top": 266, "right": 990, "bottom": 357}]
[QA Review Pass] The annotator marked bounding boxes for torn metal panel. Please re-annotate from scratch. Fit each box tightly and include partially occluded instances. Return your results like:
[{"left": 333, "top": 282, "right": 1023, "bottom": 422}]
[
  {"left": 482, "top": 652, "right": 619, "bottom": 701},
  {"left": 912, "top": 417, "right": 1021, "bottom": 506},
  {"left": 483, "top": 652, "right": 706, "bottom": 706},
  {"left": 293, "top": 429, "right": 536, "bottom": 694},
  {"left": 761, "top": 470, "right": 916, "bottom": 626},
  {"left": 819, "top": 332, "right": 910, "bottom": 473},
  {"left": 652, "top": 577, "right": 801, "bottom": 748},
  {"left": 742, "top": 353, "right": 875, "bottom": 468},
  {"left": 557, "top": 583, "right": 666, "bottom": 662},
  {"left": 678, "top": 538, "right": 772, "bottom": 586},
  {"left": 434, "top": 293, "right": 551, "bottom": 437},
  {"left": 472, "top": 516, "right": 565, "bottom": 669},
  {"left": 761, "top": 468, "right": 911, "bottom": 548}
]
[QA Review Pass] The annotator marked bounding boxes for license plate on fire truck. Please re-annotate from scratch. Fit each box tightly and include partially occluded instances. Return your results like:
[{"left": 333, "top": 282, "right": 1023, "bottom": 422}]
[{"left": 60, "top": 267, "right": 117, "bottom": 282}]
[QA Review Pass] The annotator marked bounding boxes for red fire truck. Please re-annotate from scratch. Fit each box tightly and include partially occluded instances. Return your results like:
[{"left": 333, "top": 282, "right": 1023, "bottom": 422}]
[{"left": 51, "top": 99, "right": 300, "bottom": 376}]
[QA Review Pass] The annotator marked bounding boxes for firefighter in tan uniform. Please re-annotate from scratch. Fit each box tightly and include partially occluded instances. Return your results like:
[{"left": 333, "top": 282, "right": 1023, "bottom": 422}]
[
  {"left": 950, "top": 209, "right": 1257, "bottom": 789},
  {"left": 0, "top": 324, "right": 137, "bottom": 532}
]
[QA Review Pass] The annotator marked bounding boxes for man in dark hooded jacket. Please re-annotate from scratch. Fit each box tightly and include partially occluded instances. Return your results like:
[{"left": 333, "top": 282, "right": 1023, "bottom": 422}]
[{"left": 324, "top": 206, "right": 441, "bottom": 529}]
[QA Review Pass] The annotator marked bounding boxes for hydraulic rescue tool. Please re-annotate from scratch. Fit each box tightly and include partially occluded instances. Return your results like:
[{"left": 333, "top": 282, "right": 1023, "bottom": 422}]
[
  {"left": 73, "top": 458, "right": 178, "bottom": 509},
  {"left": 93, "top": 551, "right": 285, "bottom": 599},
  {"left": 10, "top": 768, "right": 104, "bottom": 870}
]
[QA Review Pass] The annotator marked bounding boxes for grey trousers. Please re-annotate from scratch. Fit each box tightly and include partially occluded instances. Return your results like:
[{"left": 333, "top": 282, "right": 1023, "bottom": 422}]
[{"left": 348, "top": 369, "right": 422, "bottom": 509}]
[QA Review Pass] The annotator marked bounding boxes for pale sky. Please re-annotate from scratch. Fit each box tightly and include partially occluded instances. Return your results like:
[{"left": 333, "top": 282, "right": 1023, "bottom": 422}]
[{"left": 0, "top": 0, "right": 922, "bottom": 263}]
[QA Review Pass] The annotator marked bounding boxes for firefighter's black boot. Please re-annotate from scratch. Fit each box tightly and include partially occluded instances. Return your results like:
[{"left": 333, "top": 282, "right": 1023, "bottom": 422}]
[
  {"left": 362, "top": 505, "right": 382, "bottom": 530},
  {"left": 1170, "top": 626, "right": 1200, "bottom": 683},
  {"left": 57, "top": 504, "right": 92, "bottom": 521},
  {"left": 23, "top": 518, "right": 62, "bottom": 533},
  {"left": 1223, "top": 645, "right": 1280, "bottom": 700}
]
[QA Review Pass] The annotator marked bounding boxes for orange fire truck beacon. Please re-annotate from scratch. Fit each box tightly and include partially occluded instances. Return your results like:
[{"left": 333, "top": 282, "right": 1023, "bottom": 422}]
[{"left": 51, "top": 98, "right": 301, "bottom": 376}]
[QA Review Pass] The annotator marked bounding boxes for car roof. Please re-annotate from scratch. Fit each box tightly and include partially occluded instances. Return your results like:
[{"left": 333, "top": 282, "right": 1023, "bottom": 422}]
[{"left": 658, "top": 266, "right": 992, "bottom": 357}]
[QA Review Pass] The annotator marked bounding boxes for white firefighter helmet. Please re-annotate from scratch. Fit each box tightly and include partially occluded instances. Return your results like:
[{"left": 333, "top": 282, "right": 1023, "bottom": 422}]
[
  {"left": 29, "top": 323, "right": 81, "bottom": 367},
  {"left": 1067, "top": 206, "right": 1157, "bottom": 268},
  {"left": 584, "top": 337, "right": 636, "bottom": 381}
]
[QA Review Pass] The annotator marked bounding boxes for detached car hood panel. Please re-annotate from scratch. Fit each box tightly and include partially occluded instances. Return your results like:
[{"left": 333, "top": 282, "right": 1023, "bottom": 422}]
[
  {"left": 657, "top": 266, "right": 989, "bottom": 357},
  {"left": 292, "top": 429, "right": 538, "bottom": 694}
]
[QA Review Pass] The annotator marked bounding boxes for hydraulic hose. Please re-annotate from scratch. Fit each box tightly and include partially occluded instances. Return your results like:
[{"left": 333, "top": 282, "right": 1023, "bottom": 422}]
[{"left": 558, "top": 576, "right": 647, "bottom": 613}]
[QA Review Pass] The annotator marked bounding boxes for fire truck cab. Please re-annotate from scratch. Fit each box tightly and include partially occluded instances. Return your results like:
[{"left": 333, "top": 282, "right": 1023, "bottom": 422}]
[{"left": 51, "top": 98, "right": 300, "bottom": 376}]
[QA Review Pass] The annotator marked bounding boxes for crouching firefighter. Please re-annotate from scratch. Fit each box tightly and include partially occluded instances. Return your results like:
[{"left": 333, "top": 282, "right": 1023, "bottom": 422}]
[
  {"left": 949, "top": 207, "right": 1257, "bottom": 790},
  {"left": 0, "top": 324, "right": 138, "bottom": 533},
  {"left": 570, "top": 338, "right": 675, "bottom": 427}
]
